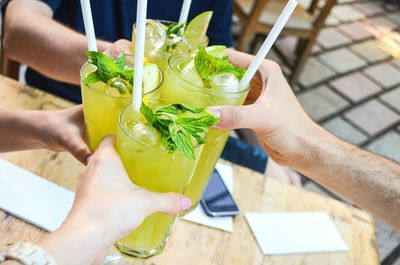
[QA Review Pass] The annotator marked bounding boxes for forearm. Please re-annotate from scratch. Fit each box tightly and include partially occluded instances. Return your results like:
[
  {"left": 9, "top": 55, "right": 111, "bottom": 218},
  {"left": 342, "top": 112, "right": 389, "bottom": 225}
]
[
  {"left": 298, "top": 126, "right": 400, "bottom": 231},
  {"left": 38, "top": 213, "right": 115, "bottom": 265},
  {"left": 0, "top": 109, "right": 46, "bottom": 152},
  {"left": 4, "top": 0, "right": 110, "bottom": 85}
]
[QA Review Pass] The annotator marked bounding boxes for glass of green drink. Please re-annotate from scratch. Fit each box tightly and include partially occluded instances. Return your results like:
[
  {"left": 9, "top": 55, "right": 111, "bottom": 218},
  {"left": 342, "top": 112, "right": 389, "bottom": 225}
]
[
  {"left": 80, "top": 52, "right": 163, "bottom": 151},
  {"left": 161, "top": 47, "right": 250, "bottom": 214},
  {"left": 132, "top": 11, "right": 212, "bottom": 71},
  {"left": 114, "top": 100, "right": 218, "bottom": 260}
]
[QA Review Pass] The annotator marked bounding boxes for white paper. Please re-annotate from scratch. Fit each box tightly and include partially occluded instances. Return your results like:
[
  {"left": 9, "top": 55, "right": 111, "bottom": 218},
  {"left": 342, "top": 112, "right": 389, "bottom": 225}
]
[
  {"left": 0, "top": 159, "right": 74, "bottom": 232},
  {"left": 181, "top": 162, "right": 234, "bottom": 232},
  {"left": 245, "top": 212, "right": 348, "bottom": 255}
]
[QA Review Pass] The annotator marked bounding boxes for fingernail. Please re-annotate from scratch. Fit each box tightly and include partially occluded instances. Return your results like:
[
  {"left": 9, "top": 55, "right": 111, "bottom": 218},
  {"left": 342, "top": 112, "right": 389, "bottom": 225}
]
[
  {"left": 207, "top": 107, "right": 221, "bottom": 119},
  {"left": 180, "top": 196, "right": 192, "bottom": 212}
]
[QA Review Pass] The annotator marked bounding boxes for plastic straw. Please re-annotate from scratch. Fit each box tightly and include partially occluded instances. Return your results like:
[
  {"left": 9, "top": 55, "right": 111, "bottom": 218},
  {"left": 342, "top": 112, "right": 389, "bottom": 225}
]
[
  {"left": 133, "top": 0, "right": 148, "bottom": 112},
  {"left": 179, "top": 0, "right": 192, "bottom": 25},
  {"left": 80, "top": 0, "right": 97, "bottom": 51},
  {"left": 239, "top": 0, "right": 298, "bottom": 89}
]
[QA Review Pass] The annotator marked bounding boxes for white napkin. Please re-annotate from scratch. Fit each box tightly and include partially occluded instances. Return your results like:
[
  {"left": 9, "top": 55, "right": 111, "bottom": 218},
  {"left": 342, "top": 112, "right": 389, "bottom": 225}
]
[
  {"left": 0, "top": 159, "right": 74, "bottom": 232},
  {"left": 245, "top": 212, "right": 349, "bottom": 255},
  {"left": 181, "top": 162, "right": 234, "bottom": 232}
]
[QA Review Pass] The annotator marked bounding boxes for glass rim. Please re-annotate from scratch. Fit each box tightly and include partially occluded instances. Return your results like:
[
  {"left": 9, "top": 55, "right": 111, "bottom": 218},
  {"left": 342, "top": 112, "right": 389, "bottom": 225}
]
[
  {"left": 167, "top": 54, "right": 250, "bottom": 96},
  {"left": 132, "top": 19, "right": 209, "bottom": 45},
  {"left": 80, "top": 53, "right": 164, "bottom": 99},
  {"left": 118, "top": 101, "right": 204, "bottom": 150}
]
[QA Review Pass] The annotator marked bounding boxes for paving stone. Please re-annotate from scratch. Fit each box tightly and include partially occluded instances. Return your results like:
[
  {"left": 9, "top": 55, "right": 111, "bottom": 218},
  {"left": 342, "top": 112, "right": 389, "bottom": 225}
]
[
  {"left": 386, "top": 12, "right": 400, "bottom": 24},
  {"left": 298, "top": 57, "right": 336, "bottom": 87},
  {"left": 344, "top": 99, "right": 400, "bottom": 136},
  {"left": 350, "top": 40, "right": 392, "bottom": 63},
  {"left": 298, "top": 85, "right": 349, "bottom": 121},
  {"left": 317, "top": 28, "right": 352, "bottom": 49},
  {"left": 330, "top": 72, "right": 382, "bottom": 103},
  {"left": 364, "top": 17, "right": 398, "bottom": 35},
  {"left": 392, "top": 58, "right": 400, "bottom": 69},
  {"left": 319, "top": 48, "right": 367, "bottom": 74},
  {"left": 325, "top": 15, "right": 341, "bottom": 26},
  {"left": 304, "top": 182, "right": 330, "bottom": 197},
  {"left": 275, "top": 36, "right": 297, "bottom": 66},
  {"left": 352, "top": 2, "right": 385, "bottom": 16},
  {"left": 323, "top": 117, "right": 368, "bottom": 145},
  {"left": 331, "top": 5, "right": 366, "bottom": 22},
  {"left": 376, "top": 219, "right": 400, "bottom": 261},
  {"left": 380, "top": 86, "right": 400, "bottom": 112},
  {"left": 363, "top": 63, "right": 400, "bottom": 89},
  {"left": 368, "top": 131, "right": 400, "bottom": 162},
  {"left": 338, "top": 21, "right": 375, "bottom": 41}
]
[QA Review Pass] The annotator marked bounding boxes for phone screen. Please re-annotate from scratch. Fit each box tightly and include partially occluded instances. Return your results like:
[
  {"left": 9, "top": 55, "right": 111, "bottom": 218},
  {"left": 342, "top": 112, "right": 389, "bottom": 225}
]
[{"left": 201, "top": 169, "right": 239, "bottom": 215}]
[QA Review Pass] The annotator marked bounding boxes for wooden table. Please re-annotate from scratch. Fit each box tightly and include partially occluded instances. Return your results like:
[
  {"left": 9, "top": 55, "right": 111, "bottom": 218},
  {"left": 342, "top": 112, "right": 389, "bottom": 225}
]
[{"left": 0, "top": 75, "right": 379, "bottom": 264}]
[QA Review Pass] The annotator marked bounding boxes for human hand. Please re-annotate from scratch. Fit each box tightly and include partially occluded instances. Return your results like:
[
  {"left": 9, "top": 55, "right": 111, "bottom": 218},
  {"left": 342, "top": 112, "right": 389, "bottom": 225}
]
[
  {"left": 38, "top": 136, "right": 191, "bottom": 265},
  {"left": 209, "top": 51, "right": 324, "bottom": 169},
  {"left": 103, "top": 39, "right": 132, "bottom": 58},
  {"left": 33, "top": 105, "right": 91, "bottom": 164}
]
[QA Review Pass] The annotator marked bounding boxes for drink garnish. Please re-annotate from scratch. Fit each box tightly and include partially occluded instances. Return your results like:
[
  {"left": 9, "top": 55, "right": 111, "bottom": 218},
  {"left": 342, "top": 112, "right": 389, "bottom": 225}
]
[
  {"left": 84, "top": 51, "right": 134, "bottom": 89},
  {"left": 194, "top": 47, "right": 245, "bottom": 81},
  {"left": 140, "top": 102, "right": 219, "bottom": 159}
]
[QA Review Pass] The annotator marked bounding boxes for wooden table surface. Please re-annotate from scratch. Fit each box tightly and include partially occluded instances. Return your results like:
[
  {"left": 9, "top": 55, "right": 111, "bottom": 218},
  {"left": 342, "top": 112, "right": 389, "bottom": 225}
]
[{"left": 0, "top": 75, "right": 379, "bottom": 264}]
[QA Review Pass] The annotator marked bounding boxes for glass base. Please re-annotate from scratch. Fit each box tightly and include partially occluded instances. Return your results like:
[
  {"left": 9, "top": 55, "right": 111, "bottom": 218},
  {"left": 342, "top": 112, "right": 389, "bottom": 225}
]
[
  {"left": 102, "top": 246, "right": 157, "bottom": 265},
  {"left": 114, "top": 239, "right": 167, "bottom": 260}
]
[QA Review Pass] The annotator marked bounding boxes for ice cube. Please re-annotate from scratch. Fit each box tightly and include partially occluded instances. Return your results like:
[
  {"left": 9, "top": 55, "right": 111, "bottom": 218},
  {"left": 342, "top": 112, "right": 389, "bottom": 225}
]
[
  {"left": 105, "top": 77, "right": 131, "bottom": 97},
  {"left": 206, "top": 73, "right": 240, "bottom": 93},
  {"left": 179, "top": 59, "right": 203, "bottom": 87},
  {"left": 145, "top": 19, "right": 166, "bottom": 49},
  {"left": 130, "top": 122, "right": 159, "bottom": 146}
]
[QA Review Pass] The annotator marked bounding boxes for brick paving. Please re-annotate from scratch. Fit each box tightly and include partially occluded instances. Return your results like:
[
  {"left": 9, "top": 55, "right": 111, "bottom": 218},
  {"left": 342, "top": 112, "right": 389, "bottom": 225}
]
[{"left": 252, "top": 0, "right": 400, "bottom": 261}]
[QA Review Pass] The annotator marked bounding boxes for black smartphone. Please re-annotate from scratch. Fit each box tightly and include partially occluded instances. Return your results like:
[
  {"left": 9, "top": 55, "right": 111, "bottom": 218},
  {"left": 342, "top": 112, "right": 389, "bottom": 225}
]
[{"left": 201, "top": 169, "right": 239, "bottom": 217}]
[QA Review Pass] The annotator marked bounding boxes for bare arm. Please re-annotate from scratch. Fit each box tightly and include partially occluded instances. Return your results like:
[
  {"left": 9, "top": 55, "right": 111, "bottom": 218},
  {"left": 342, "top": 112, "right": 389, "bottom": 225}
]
[
  {"left": 3, "top": 0, "right": 111, "bottom": 85},
  {"left": 214, "top": 49, "right": 400, "bottom": 232}
]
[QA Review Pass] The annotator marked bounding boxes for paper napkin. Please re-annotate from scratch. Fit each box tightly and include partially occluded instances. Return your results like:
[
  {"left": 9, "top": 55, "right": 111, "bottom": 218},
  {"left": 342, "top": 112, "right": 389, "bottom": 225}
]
[
  {"left": 245, "top": 212, "right": 349, "bottom": 255},
  {"left": 0, "top": 159, "right": 74, "bottom": 232}
]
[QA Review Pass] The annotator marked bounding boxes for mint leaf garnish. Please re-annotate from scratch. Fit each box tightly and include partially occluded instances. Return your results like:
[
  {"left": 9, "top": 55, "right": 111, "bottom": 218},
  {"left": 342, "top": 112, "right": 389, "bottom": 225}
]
[
  {"left": 140, "top": 103, "right": 219, "bottom": 159},
  {"left": 166, "top": 23, "right": 185, "bottom": 36},
  {"left": 194, "top": 47, "right": 245, "bottom": 81},
  {"left": 84, "top": 51, "right": 133, "bottom": 86}
]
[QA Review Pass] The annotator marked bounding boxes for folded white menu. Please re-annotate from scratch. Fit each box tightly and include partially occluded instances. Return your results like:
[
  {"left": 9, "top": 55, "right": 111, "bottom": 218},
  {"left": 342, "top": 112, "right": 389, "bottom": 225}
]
[
  {"left": 0, "top": 159, "right": 74, "bottom": 232},
  {"left": 245, "top": 212, "right": 348, "bottom": 255},
  {"left": 181, "top": 162, "right": 234, "bottom": 232}
]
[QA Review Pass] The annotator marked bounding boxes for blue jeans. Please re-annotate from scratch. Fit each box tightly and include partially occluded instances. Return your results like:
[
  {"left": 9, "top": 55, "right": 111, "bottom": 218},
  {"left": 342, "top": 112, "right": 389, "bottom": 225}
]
[{"left": 220, "top": 137, "right": 269, "bottom": 174}]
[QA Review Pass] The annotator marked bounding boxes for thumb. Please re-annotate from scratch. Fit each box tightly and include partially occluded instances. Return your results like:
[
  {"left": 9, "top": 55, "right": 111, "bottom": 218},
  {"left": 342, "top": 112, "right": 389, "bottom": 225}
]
[
  {"left": 207, "top": 105, "right": 261, "bottom": 130},
  {"left": 65, "top": 131, "right": 92, "bottom": 165},
  {"left": 145, "top": 192, "right": 192, "bottom": 216}
]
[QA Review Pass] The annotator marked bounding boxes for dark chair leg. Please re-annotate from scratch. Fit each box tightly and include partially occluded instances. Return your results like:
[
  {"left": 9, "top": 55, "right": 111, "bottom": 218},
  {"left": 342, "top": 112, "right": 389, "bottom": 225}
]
[{"left": 290, "top": 38, "right": 314, "bottom": 86}]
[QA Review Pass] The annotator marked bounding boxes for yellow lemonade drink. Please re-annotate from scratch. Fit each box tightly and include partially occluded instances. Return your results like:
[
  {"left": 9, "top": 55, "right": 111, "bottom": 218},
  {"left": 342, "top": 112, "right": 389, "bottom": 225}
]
[
  {"left": 132, "top": 11, "right": 212, "bottom": 71},
  {"left": 161, "top": 50, "right": 249, "bottom": 213},
  {"left": 115, "top": 101, "right": 216, "bottom": 259},
  {"left": 80, "top": 53, "right": 162, "bottom": 151}
]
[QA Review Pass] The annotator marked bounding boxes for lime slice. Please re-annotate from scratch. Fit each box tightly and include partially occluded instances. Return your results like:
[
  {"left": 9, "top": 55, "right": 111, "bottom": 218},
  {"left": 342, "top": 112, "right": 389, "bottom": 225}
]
[
  {"left": 183, "top": 11, "right": 213, "bottom": 42},
  {"left": 205, "top": 45, "right": 226, "bottom": 58},
  {"left": 143, "top": 63, "right": 161, "bottom": 93}
]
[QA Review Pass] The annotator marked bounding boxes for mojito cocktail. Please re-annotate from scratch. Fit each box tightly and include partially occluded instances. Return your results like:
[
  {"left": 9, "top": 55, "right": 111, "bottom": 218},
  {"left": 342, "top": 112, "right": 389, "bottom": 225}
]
[
  {"left": 115, "top": 101, "right": 218, "bottom": 259},
  {"left": 162, "top": 47, "right": 249, "bottom": 213},
  {"left": 80, "top": 52, "right": 162, "bottom": 151},
  {"left": 132, "top": 11, "right": 212, "bottom": 71}
]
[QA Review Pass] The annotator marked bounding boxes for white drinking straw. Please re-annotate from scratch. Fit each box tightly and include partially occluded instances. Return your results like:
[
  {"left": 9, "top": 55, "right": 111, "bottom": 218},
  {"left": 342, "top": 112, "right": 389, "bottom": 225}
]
[
  {"left": 179, "top": 0, "right": 192, "bottom": 25},
  {"left": 239, "top": 0, "right": 298, "bottom": 89},
  {"left": 133, "top": 0, "right": 148, "bottom": 112},
  {"left": 80, "top": 0, "right": 97, "bottom": 51}
]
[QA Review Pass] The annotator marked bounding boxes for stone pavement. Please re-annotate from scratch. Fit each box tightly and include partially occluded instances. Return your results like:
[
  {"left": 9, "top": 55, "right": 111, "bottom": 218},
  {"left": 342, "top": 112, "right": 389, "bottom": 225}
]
[{"left": 246, "top": 0, "right": 400, "bottom": 262}]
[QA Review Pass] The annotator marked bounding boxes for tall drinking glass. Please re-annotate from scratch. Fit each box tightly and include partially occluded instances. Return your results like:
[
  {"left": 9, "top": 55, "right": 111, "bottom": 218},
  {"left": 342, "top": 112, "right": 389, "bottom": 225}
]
[
  {"left": 132, "top": 20, "right": 208, "bottom": 71},
  {"left": 114, "top": 101, "right": 202, "bottom": 260},
  {"left": 80, "top": 55, "right": 163, "bottom": 151},
  {"left": 161, "top": 54, "right": 250, "bottom": 214}
]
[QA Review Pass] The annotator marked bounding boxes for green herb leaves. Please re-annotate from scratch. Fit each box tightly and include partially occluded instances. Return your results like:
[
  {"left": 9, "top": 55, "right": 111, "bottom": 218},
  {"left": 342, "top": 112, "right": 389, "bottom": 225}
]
[
  {"left": 140, "top": 103, "right": 219, "bottom": 159},
  {"left": 166, "top": 23, "right": 185, "bottom": 37},
  {"left": 84, "top": 51, "right": 134, "bottom": 86},
  {"left": 194, "top": 47, "right": 245, "bottom": 81}
]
